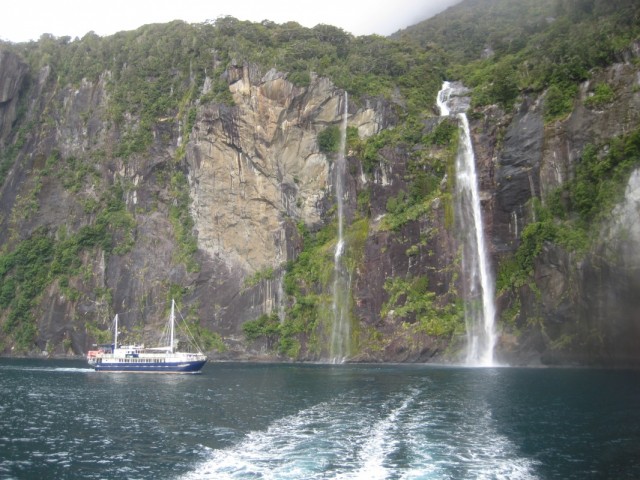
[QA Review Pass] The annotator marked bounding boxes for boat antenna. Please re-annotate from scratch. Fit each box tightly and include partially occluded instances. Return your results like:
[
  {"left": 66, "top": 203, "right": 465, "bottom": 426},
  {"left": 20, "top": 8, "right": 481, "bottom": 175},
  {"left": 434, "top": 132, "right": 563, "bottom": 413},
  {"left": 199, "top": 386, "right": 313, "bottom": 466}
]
[
  {"left": 175, "top": 306, "right": 206, "bottom": 355},
  {"left": 170, "top": 299, "right": 175, "bottom": 353},
  {"left": 114, "top": 314, "right": 119, "bottom": 350}
]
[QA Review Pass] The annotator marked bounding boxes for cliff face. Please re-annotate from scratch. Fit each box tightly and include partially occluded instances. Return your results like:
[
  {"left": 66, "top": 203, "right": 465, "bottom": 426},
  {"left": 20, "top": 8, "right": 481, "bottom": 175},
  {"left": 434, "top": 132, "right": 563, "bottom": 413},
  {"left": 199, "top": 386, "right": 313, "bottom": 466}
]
[
  {"left": 0, "top": 51, "right": 28, "bottom": 146},
  {"left": 1, "top": 24, "right": 640, "bottom": 366},
  {"left": 184, "top": 67, "right": 389, "bottom": 343},
  {"left": 0, "top": 41, "right": 404, "bottom": 359},
  {"left": 470, "top": 44, "right": 640, "bottom": 367},
  {"left": 188, "top": 68, "right": 379, "bottom": 273},
  {"left": 534, "top": 59, "right": 640, "bottom": 367}
]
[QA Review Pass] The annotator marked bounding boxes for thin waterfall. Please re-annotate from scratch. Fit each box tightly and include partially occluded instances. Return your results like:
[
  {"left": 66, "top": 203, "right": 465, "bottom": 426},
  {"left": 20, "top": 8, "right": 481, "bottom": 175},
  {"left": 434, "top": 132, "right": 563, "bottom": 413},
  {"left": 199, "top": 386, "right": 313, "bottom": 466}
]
[
  {"left": 437, "top": 81, "right": 497, "bottom": 366},
  {"left": 330, "top": 92, "right": 350, "bottom": 363}
]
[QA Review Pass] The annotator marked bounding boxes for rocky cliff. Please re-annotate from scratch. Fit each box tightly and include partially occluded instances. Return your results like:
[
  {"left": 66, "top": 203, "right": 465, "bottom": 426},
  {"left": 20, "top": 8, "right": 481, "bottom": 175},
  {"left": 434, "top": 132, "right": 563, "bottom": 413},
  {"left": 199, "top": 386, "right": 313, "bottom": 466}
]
[
  {"left": 0, "top": 34, "right": 412, "bottom": 360},
  {"left": 475, "top": 45, "right": 640, "bottom": 367},
  {"left": 1, "top": 7, "right": 639, "bottom": 367},
  {"left": 0, "top": 51, "right": 28, "bottom": 146}
]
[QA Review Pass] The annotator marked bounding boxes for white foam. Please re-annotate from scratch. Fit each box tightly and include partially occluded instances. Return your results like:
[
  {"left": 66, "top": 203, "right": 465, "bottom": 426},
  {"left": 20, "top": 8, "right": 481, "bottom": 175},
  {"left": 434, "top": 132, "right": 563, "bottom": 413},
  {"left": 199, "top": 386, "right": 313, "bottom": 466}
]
[
  {"left": 182, "top": 400, "right": 346, "bottom": 479},
  {"left": 0, "top": 365, "right": 93, "bottom": 373},
  {"left": 339, "top": 389, "right": 417, "bottom": 480},
  {"left": 181, "top": 387, "right": 540, "bottom": 480}
]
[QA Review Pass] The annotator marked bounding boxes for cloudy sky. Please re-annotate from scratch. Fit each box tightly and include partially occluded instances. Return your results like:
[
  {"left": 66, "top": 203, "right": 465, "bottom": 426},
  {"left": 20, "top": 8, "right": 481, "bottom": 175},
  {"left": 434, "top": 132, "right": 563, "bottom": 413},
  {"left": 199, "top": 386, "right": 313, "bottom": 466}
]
[{"left": 1, "top": 0, "right": 462, "bottom": 43}]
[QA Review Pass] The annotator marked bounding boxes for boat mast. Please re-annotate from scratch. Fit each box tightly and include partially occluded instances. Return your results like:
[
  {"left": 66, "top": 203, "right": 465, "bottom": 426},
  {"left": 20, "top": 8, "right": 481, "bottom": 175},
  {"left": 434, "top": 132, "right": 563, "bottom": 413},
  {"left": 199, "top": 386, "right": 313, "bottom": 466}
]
[
  {"left": 170, "top": 299, "right": 175, "bottom": 353},
  {"left": 114, "top": 314, "right": 118, "bottom": 350}
]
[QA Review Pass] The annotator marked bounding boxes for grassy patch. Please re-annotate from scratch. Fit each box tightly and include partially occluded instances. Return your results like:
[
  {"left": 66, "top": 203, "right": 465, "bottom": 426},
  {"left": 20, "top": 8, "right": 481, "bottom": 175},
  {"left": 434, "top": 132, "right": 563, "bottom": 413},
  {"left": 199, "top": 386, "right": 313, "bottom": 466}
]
[
  {"left": 381, "top": 276, "right": 464, "bottom": 337},
  {"left": 168, "top": 172, "right": 199, "bottom": 272}
]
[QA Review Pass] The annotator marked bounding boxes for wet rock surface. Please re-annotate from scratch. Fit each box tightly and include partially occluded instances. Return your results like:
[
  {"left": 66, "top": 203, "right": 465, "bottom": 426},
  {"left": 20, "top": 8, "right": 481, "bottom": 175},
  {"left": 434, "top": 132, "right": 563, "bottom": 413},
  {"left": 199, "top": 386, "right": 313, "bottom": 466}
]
[{"left": 1, "top": 43, "right": 640, "bottom": 366}]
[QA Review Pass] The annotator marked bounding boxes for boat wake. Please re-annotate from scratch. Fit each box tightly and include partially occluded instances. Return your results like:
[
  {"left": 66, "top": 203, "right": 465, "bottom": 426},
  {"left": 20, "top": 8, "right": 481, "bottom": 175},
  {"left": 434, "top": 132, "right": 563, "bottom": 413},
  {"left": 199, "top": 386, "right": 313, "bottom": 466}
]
[
  {"left": 52, "top": 367, "right": 95, "bottom": 373},
  {"left": 181, "top": 386, "right": 539, "bottom": 480},
  {"left": 0, "top": 365, "right": 94, "bottom": 373}
]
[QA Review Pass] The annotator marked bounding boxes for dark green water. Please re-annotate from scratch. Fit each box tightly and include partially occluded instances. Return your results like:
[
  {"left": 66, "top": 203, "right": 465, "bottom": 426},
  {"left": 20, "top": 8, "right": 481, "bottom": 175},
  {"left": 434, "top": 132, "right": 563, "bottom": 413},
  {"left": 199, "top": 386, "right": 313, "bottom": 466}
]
[{"left": 0, "top": 359, "right": 638, "bottom": 479}]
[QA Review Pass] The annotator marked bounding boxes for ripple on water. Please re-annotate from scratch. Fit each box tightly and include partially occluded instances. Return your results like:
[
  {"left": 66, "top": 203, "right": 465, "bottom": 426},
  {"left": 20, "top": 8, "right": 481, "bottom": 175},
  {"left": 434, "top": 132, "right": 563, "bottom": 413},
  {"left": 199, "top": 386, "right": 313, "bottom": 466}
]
[
  {"left": 181, "top": 386, "right": 539, "bottom": 480},
  {"left": 2, "top": 361, "right": 639, "bottom": 479}
]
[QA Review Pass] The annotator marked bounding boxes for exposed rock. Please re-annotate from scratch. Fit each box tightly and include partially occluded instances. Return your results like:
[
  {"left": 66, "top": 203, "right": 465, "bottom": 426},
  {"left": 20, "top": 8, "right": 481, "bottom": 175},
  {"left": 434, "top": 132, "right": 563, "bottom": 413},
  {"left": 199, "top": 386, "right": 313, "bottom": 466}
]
[
  {"left": 0, "top": 51, "right": 28, "bottom": 145},
  {"left": 441, "top": 81, "right": 472, "bottom": 114},
  {"left": 187, "top": 66, "right": 382, "bottom": 276},
  {"left": 486, "top": 60, "right": 640, "bottom": 367},
  {"left": 1, "top": 32, "right": 640, "bottom": 367},
  {"left": 492, "top": 96, "right": 544, "bottom": 253}
]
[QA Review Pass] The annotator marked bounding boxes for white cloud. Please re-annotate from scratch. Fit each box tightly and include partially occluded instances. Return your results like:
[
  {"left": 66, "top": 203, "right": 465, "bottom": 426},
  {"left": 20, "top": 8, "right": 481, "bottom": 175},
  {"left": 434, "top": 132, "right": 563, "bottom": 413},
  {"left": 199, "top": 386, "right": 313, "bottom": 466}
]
[{"left": 1, "top": 0, "right": 462, "bottom": 43}]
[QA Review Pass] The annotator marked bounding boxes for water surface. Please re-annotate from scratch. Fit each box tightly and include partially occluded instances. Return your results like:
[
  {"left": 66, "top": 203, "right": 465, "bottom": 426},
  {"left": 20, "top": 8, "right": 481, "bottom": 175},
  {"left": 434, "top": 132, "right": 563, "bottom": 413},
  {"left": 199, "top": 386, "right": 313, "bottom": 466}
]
[{"left": 0, "top": 359, "right": 638, "bottom": 479}]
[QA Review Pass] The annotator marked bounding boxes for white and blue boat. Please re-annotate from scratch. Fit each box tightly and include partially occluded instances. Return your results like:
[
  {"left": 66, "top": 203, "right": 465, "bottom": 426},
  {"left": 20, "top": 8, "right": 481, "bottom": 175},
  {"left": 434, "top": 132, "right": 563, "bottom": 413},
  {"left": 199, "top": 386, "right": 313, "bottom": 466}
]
[{"left": 87, "top": 300, "right": 207, "bottom": 373}]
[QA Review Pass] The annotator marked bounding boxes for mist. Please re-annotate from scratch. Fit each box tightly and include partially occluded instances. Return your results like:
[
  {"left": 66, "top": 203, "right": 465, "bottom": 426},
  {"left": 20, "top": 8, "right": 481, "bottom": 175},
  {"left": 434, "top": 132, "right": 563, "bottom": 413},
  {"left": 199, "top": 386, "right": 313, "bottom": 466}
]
[
  {"left": 371, "top": 0, "right": 464, "bottom": 35},
  {"left": 1, "top": 0, "right": 465, "bottom": 43}
]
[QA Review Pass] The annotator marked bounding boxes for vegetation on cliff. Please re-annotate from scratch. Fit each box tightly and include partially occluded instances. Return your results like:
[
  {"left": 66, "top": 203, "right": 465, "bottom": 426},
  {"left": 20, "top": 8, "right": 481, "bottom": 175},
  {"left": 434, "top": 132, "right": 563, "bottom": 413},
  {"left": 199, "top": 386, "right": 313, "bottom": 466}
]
[
  {"left": 2, "top": 17, "right": 445, "bottom": 141},
  {"left": 399, "top": 0, "right": 640, "bottom": 117},
  {"left": 0, "top": 183, "right": 134, "bottom": 351},
  {"left": 499, "top": 127, "right": 640, "bottom": 291},
  {"left": 1, "top": 0, "right": 639, "bottom": 362},
  {"left": 0, "top": 11, "right": 450, "bottom": 356}
]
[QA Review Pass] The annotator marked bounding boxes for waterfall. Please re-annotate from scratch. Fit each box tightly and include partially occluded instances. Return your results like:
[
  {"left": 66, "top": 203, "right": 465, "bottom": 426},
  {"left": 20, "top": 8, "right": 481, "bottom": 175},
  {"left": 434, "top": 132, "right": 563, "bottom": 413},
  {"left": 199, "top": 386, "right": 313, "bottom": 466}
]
[
  {"left": 437, "top": 81, "right": 497, "bottom": 366},
  {"left": 330, "top": 92, "right": 350, "bottom": 363}
]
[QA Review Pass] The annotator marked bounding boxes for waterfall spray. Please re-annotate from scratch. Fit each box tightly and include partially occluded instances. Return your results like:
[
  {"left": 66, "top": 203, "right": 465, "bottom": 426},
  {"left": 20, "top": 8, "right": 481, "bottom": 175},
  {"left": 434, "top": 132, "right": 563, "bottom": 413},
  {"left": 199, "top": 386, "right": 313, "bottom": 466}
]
[
  {"left": 330, "top": 92, "right": 350, "bottom": 363},
  {"left": 438, "top": 81, "right": 497, "bottom": 366}
]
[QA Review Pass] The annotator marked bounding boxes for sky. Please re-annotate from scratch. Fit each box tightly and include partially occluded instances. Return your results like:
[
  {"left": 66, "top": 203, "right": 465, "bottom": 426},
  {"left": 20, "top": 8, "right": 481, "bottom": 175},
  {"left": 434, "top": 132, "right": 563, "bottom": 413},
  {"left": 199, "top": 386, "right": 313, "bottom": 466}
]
[{"left": 1, "top": 0, "right": 462, "bottom": 43}]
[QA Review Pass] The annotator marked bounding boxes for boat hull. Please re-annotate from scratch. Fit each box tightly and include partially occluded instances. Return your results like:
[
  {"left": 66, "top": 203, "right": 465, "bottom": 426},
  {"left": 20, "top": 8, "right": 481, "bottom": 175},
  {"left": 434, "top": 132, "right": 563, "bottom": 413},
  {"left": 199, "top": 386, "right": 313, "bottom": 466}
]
[{"left": 92, "top": 359, "right": 206, "bottom": 374}]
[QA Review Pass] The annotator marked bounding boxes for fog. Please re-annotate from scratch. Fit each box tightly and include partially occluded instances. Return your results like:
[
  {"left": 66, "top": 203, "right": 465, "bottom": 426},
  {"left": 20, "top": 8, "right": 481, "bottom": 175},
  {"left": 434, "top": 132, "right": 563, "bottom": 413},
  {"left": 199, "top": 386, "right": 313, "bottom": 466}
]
[{"left": 1, "top": 0, "right": 463, "bottom": 43}]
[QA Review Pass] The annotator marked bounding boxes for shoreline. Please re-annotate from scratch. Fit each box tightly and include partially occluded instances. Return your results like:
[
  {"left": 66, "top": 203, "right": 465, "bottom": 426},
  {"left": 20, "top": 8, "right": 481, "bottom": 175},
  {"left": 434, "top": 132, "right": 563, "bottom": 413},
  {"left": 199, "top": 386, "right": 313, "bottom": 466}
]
[{"left": 2, "top": 354, "right": 640, "bottom": 371}]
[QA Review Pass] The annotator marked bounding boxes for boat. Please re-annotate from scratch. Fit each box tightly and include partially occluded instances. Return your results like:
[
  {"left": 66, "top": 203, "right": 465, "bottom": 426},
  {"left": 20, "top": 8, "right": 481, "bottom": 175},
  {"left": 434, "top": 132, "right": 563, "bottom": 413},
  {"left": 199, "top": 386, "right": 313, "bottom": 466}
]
[{"left": 87, "top": 299, "right": 207, "bottom": 373}]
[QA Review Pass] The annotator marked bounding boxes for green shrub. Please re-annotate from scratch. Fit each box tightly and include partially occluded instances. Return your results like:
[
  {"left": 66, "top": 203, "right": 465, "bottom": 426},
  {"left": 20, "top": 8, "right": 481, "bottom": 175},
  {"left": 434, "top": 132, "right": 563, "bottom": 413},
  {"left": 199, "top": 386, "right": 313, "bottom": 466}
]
[
  {"left": 357, "top": 189, "right": 371, "bottom": 218},
  {"left": 425, "top": 118, "right": 458, "bottom": 146},
  {"left": 381, "top": 276, "right": 463, "bottom": 337},
  {"left": 243, "top": 313, "right": 281, "bottom": 340},
  {"left": 168, "top": 172, "right": 199, "bottom": 272},
  {"left": 244, "top": 267, "right": 275, "bottom": 288},
  {"left": 544, "top": 83, "right": 577, "bottom": 121},
  {"left": 569, "top": 130, "right": 640, "bottom": 225},
  {"left": 360, "top": 129, "right": 393, "bottom": 173},
  {"left": 0, "top": 234, "right": 54, "bottom": 348},
  {"left": 584, "top": 82, "right": 615, "bottom": 108},
  {"left": 288, "top": 69, "right": 311, "bottom": 87},
  {"left": 318, "top": 126, "right": 341, "bottom": 154}
]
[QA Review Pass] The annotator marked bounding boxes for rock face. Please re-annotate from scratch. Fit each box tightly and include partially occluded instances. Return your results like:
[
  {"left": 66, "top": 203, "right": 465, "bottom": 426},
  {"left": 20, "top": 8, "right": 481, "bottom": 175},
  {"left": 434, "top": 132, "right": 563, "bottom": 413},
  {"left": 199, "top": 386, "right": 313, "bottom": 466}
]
[
  {"left": 184, "top": 68, "right": 388, "bottom": 345},
  {"left": 352, "top": 144, "right": 460, "bottom": 362},
  {"left": 469, "top": 49, "right": 640, "bottom": 367},
  {"left": 0, "top": 51, "right": 28, "bottom": 145},
  {"left": 491, "top": 96, "right": 544, "bottom": 254},
  {"left": 188, "top": 68, "right": 389, "bottom": 276},
  {"left": 189, "top": 71, "right": 338, "bottom": 273},
  {"left": 0, "top": 47, "right": 397, "bottom": 359},
  {"left": 1, "top": 34, "right": 640, "bottom": 367}
]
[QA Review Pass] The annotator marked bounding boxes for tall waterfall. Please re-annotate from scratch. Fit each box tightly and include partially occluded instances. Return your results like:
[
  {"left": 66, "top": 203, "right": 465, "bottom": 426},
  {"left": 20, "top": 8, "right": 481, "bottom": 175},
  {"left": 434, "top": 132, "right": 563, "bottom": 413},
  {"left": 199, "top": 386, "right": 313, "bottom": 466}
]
[
  {"left": 437, "top": 81, "right": 497, "bottom": 366},
  {"left": 330, "top": 92, "right": 350, "bottom": 362}
]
